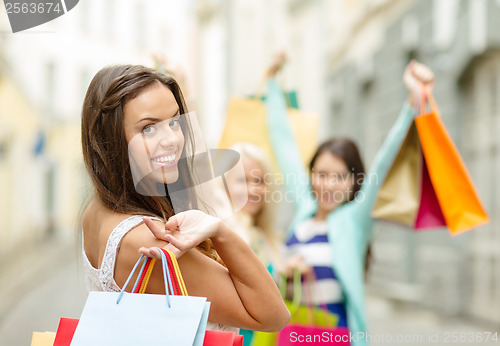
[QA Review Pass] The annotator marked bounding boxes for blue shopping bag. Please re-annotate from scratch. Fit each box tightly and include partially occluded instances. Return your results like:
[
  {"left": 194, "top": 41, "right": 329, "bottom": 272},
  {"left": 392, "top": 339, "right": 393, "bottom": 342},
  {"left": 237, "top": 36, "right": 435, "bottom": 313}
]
[{"left": 71, "top": 249, "right": 210, "bottom": 346}]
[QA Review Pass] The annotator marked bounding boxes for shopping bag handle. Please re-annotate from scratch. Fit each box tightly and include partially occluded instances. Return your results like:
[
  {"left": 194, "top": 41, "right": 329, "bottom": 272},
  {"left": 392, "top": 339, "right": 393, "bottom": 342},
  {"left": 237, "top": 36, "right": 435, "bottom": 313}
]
[
  {"left": 278, "top": 269, "right": 302, "bottom": 307},
  {"left": 116, "top": 248, "right": 175, "bottom": 307},
  {"left": 302, "top": 271, "right": 330, "bottom": 312},
  {"left": 419, "top": 84, "right": 440, "bottom": 117},
  {"left": 279, "top": 269, "right": 330, "bottom": 320},
  {"left": 136, "top": 248, "right": 189, "bottom": 296}
]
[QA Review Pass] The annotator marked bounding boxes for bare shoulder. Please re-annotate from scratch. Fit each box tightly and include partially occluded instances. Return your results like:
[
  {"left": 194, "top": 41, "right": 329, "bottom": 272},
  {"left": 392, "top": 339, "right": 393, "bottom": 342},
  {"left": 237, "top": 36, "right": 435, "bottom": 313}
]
[
  {"left": 82, "top": 198, "right": 155, "bottom": 269},
  {"left": 114, "top": 218, "right": 169, "bottom": 289}
]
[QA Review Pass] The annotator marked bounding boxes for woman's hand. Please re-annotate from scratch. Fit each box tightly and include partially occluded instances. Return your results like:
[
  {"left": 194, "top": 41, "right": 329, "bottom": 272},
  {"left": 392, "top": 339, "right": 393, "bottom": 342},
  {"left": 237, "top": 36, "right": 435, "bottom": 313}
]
[
  {"left": 139, "top": 210, "right": 290, "bottom": 331},
  {"left": 139, "top": 210, "right": 221, "bottom": 259},
  {"left": 403, "top": 60, "right": 435, "bottom": 106},
  {"left": 266, "top": 51, "right": 287, "bottom": 78},
  {"left": 278, "top": 255, "right": 313, "bottom": 278}
]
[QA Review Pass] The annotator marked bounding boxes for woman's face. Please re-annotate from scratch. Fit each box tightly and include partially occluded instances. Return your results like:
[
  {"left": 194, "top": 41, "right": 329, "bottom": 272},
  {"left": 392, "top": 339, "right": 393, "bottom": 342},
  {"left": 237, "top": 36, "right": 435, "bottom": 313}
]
[
  {"left": 124, "top": 83, "right": 184, "bottom": 186},
  {"left": 311, "top": 152, "right": 354, "bottom": 215},
  {"left": 226, "top": 156, "right": 268, "bottom": 218},
  {"left": 241, "top": 157, "right": 268, "bottom": 217}
]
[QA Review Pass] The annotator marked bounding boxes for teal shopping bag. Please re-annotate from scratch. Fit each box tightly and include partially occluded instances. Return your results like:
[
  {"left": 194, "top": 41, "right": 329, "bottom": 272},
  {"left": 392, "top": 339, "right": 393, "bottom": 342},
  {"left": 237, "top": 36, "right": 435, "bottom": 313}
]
[{"left": 71, "top": 249, "right": 210, "bottom": 346}]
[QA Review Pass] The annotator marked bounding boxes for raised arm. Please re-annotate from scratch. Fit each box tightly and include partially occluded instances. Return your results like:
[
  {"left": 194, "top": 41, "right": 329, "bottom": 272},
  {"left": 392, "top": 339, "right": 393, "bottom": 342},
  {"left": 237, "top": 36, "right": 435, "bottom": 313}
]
[
  {"left": 354, "top": 61, "right": 435, "bottom": 221},
  {"left": 353, "top": 102, "right": 415, "bottom": 220},
  {"left": 115, "top": 211, "right": 290, "bottom": 332},
  {"left": 265, "top": 78, "right": 315, "bottom": 213}
]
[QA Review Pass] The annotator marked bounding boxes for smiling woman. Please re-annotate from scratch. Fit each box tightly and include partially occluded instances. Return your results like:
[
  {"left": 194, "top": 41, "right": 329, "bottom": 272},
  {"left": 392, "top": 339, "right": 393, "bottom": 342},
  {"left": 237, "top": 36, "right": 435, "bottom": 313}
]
[
  {"left": 80, "top": 65, "right": 290, "bottom": 334},
  {"left": 124, "top": 84, "right": 185, "bottom": 195}
]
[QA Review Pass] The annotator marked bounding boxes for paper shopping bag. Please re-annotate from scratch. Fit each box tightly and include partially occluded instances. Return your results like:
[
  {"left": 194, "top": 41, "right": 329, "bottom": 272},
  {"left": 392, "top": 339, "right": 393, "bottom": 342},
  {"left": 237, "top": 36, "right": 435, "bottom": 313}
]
[
  {"left": 30, "top": 332, "right": 56, "bottom": 346},
  {"left": 371, "top": 123, "right": 421, "bottom": 225},
  {"left": 251, "top": 299, "right": 340, "bottom": 346},
  {"left": 415, "top": 92, "right": 489, "bottom": 234},
  {"left": 218, "top": 96, "right": 318, "bottom": 172},
  {"left": 204, "top": 330, "right": 243, "bottom": 346},
  {"left": 372, "top": 89, "right": 488, "bottom": 234},
  {"left": 53, "top": 318, "right": 79, "bottom": 346},
  {"left": 70, "top": 250, "right": 209, "bottom": 346},
  {"left": 414, "top": 152, "right": 446, "bottom": 229},
  {"left": 135, "top": 248, "right": 210, "bottom": 346},
  {"left": 252, "top": 272, "right": 339, "bottom": 346}
]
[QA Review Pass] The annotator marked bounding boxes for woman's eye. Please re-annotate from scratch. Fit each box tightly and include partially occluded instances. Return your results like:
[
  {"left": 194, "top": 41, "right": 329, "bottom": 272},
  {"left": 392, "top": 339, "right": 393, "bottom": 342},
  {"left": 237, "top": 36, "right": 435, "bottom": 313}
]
[
  {"left": 142, "top": 124, "right": 157, "bottom": 135},
  {"left": 169, "top": 118, "right": 181, "bottom": 128}
]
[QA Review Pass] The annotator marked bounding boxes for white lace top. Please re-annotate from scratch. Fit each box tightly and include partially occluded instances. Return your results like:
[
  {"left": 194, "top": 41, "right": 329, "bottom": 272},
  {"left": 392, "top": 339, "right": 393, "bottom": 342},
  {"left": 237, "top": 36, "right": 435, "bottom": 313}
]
[{"left": 82, "top": 215, "right": 238, "bottom": 332}]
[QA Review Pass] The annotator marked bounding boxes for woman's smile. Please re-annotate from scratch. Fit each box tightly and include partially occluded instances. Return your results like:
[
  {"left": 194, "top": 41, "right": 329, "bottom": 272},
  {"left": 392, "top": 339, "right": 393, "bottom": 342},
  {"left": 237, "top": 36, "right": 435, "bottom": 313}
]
[{"left": 151, "top": 151, "right": 178, "bottom": 167}]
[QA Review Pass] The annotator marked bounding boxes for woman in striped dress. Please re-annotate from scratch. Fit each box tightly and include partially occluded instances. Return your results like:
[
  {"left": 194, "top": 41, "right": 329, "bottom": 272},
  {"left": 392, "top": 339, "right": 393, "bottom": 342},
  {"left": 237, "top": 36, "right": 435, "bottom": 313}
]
[{"left": 267, "top": 59, "right": 435, "bottom": 345}]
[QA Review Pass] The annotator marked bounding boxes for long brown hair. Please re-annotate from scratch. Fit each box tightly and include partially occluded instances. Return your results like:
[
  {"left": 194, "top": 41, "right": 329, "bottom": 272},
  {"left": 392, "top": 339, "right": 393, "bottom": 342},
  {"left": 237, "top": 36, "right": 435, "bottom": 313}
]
[
  {"left": 81, "top": 65, "right": 217, "bottom": 259},
  {"left": 308, "top": 137, "right": 371, "bottom": 274}
]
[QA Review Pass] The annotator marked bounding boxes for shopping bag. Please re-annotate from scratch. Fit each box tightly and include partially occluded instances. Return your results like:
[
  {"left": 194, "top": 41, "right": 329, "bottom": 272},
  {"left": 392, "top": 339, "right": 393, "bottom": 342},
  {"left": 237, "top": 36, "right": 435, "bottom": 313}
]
[
  {"left": 371, "top": 124, "right": 447, "bottom": 230},
  {"left": 53, "top": 318, "right": 79, "bottom": 346},
  {"left": 70, "top": 249, "right": 210, "bottom": 346},
  {"left": 136, "top": 249, "right": 242, "bottom": 346},
  {"left": 414, "top": 152, "right": 447, "bottom": 229},
  {"left": 415, "top": 91, "right": 489, "bottom": 234},
  {"left": 218, "top": 94, "right": 318, "bottom": 172},
  {"left": 30, "top": 332, "right": 55, "bottom": 346},
  {"left": 252, "top": 271, "right": 340, "bottom": 346},
  {"left": 371, "top": 123, "right": 421, "bottom": 225},
  {"left": 204, "top": 330, "right": 243, "bottom": 346},
  {"left": 372, "top": 90, "right": 488, "bottom": 234}
]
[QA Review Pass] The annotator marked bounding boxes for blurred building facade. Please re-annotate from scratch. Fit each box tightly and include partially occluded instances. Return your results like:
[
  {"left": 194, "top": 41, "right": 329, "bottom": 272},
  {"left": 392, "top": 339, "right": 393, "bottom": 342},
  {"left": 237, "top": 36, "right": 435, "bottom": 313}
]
[
  {"left": 0, "top": 0, "right": 197, "bottom": 269},
  {"left": 323, "top": 0, "right": 500, "bottom": 326},
  {"left": 194, "top": 0, "right": 329, "bottom": 146},
  {"left": 195, "top": 0, "right": 500, "bottom": 325}
]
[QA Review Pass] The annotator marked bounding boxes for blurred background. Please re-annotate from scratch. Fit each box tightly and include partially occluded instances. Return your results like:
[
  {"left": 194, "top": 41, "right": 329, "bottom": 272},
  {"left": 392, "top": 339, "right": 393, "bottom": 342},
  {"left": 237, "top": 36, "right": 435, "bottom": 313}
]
[{"left": 0, "top": 0, "right": 499, "bottom": 344}]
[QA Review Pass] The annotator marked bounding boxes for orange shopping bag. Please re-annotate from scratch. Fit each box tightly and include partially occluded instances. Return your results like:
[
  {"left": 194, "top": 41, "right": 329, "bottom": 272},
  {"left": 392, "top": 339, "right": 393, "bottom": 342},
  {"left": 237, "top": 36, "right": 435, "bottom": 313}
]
[{"left": 415, "top": 89, "right": 489, "bottom": 235}]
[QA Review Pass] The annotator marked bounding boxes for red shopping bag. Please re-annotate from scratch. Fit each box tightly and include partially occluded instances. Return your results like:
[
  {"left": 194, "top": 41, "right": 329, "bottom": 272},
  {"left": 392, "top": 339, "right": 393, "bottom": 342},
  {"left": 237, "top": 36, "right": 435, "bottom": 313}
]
[
  {"left": 414, "top": 152, "right": 446, "bottom": 229},
  {"left": 53, "top": 318, "right": 79, "bottom": 346},
  {"left": 203, "top": 330, "right": 243, "bottom": 346},
  {"left": 50, "top": 317, "right": 243, "bottom": 346}
]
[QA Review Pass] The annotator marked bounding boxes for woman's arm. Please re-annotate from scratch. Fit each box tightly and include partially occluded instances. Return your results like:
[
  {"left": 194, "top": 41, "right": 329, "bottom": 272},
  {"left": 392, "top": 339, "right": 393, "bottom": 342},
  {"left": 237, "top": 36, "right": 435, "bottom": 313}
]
[
  {"left": 265, "top": 78, "right": 315, "bottom": 213},
  {"left": 354, "top": 61, "right": 435, "bottom": 221},
  {"left": 353, "top": 103, "right": 415, "bottom": 220},
  {"left": 115, "top": 211, "right": 290, "bottom": 332}
]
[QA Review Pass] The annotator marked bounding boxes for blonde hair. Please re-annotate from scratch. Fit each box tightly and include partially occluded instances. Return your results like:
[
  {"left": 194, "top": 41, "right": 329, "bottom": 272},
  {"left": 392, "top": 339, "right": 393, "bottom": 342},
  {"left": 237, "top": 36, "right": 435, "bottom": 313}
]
[{"left": 230, "top": 142, "right": 281, "bottom": 249}]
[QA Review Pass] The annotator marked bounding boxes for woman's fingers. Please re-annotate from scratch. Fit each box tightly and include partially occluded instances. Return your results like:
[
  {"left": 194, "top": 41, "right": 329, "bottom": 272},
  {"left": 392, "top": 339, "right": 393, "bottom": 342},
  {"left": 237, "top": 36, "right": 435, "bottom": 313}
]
[
  {"left": 161, "top": 243, "right": 182, "bottom": 258},
  {"left": 404, "top": 60, "right": 435, "bottom": 103},
  {"left": 412, "top": 62, "right": 435, "bottom": 86},
  {"left": 142, "top": 217, "right": 168, "bottom": 241},
  {"left": 165, "top": 215, "right": 179, "bottom": 231},
  {"left": 165, "top": 232, "right": 192, "bottom": 252},
  {"left": 139, "top": 245, "right": 182, "bottom": 259},
  {"left": 138, "top": 246, "right": 162, "bottom": 259}
]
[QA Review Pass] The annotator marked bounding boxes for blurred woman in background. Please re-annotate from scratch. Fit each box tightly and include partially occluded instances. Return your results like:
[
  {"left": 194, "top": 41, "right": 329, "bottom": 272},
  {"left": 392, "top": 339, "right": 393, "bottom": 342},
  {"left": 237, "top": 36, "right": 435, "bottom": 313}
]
[
  {"left": 266, "top": 58, "right": 434, "bottom": 345},
  {"left": 226, "top": 142, "right": 282, "bottom": 273}
]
